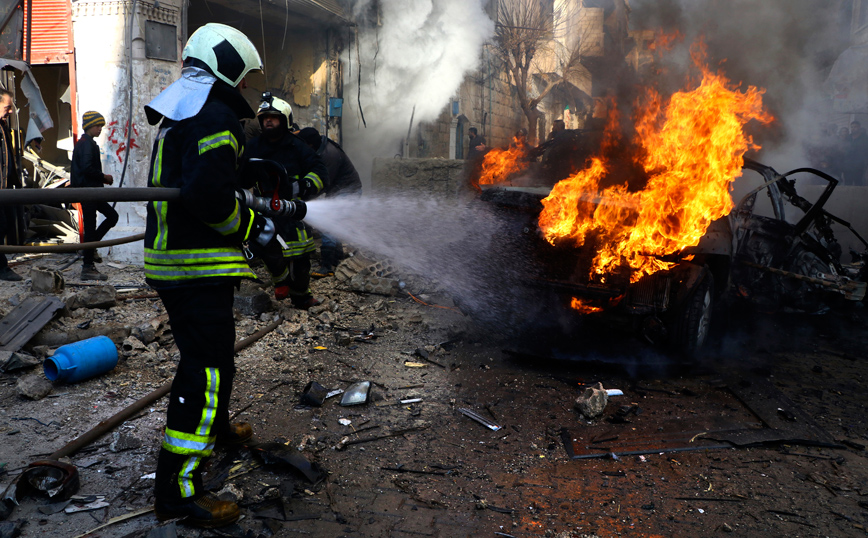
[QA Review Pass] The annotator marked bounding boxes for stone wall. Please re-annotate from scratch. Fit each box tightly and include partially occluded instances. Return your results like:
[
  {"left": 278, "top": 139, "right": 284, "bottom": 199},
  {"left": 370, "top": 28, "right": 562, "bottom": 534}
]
[
  {"left": 370, "top": 157, "right": 466, "bottom": 197},
  {"left": 409, "top": 51, "right": 525, "bottom": 160}
]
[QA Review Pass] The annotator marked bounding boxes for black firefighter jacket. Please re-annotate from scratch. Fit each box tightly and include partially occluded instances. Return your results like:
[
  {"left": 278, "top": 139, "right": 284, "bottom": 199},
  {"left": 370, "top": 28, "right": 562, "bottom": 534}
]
[
  {"left": 243, "top": 131, "right": 327, "bottom": 257},
  {"left": 144, "top": 88, "right": 271, "bottom": 288}
]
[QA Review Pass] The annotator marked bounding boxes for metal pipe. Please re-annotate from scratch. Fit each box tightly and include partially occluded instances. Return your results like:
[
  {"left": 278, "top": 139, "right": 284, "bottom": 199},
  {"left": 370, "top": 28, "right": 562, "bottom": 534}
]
[
  {"left": 0, "top": 233, "right": 144, "bottom": 253},
  {"left": 0, "top": 187, "right": 180, "bottom": 205},
  {"left": 47, "top": 317, "right": 283, "bottom": 460}
]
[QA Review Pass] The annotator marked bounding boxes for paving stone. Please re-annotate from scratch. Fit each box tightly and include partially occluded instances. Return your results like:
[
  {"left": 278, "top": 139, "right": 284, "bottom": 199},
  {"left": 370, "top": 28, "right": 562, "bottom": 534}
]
[{"left": 16, "top": 373, "right": 52, "bottom": 400}]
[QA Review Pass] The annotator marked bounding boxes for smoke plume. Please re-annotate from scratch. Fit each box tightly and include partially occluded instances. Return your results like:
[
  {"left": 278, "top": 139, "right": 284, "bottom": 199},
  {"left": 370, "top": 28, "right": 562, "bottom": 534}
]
[
  {"left": 629, "top": 0, "right": 852, "bottom": 170},
  {"left": 342, "top": 0, "right": 494, "bottom": 188}
]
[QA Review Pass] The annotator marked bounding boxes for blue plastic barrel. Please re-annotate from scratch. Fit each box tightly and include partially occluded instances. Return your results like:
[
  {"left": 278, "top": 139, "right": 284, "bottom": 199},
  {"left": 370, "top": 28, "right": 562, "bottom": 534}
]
[{"left": 43, "top": 336, "right": 119, "bottom": 383}]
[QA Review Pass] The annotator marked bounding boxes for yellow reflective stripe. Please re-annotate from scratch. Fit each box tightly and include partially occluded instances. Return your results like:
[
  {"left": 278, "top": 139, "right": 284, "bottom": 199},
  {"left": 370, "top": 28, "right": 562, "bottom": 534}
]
[
  {"left": 145, "top": 247, "right": 247, "bottom": 264},
  {"left": 205, "top": 200, "right": 241, "bottom": 236},
  {"left": 151, "top": 138, "right": 165, "bottom": 188},
  {"left": 150, "top": 138, "right": 169, "bottom": 250},
  {"left": 281, "top": 227, "right": 315, "bottom": 256},
  {"left": 305, "top": 172, "right": 323, "bottom": 191},
  {"left": 272, "top": 266, "right": 289, "bottom": 284},
  {"left": 198, "top": 130, "right": 238, "bottom": 156},
  {"left": 178, "top": 456, "right": 200, "bottom": 498},
  {"left": 162, "top": 428, "right": 215, "bottom": 456},
  {"left": 196, "top": 368, "right": 220, "bottom": 437},
  {"left": 145, "top": 264, "right": 256, "bottom": 281},
  {"left": 242, "top": 209, "right": 255, "bottom": 241},
  {"left": 282, "top": 243, "right": 316, "bottom": 257},
  {"left": 152, "top": 201, "right": 169, "bottom": 250}
]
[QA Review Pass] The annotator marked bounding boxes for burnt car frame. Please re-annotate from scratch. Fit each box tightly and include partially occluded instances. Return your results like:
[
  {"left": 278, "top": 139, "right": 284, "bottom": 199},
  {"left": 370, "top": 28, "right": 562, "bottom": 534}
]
[{"left": 479, "top": 157, "right": 867, "bottom": 358}]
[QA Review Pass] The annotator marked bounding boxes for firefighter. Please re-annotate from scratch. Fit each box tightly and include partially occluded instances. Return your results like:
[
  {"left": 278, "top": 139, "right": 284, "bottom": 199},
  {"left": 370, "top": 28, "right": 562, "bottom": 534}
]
[
  {"left": 142, "top": 23, "right": 296, "bottom": 528},
  {"left": 244, "top": 93, "right": 326, "bottom": 309}
]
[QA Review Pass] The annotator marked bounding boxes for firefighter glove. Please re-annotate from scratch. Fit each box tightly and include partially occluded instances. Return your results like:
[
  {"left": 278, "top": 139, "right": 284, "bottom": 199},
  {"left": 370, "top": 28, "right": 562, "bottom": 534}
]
[{"left": 254, "top": 216, "right": 276, "bottom": 246}]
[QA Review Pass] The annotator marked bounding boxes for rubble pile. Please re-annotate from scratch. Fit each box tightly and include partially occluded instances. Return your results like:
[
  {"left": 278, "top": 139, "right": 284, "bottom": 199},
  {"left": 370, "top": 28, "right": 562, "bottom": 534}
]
[{"left": 0, "top": 250, "right": 866, "bottom": 538}]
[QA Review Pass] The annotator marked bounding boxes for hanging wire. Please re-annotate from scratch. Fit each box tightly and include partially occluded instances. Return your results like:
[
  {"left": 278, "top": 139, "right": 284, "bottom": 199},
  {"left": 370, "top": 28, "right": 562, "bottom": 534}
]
[
  {"left": 113, "top": 0, "right": 136, "bottom": 207},
  {"left": 281, "top": 0, "right": 288, "bottom": 50},
  {"left": 258, "top": 0, "right": 268, "bottom": 78}
]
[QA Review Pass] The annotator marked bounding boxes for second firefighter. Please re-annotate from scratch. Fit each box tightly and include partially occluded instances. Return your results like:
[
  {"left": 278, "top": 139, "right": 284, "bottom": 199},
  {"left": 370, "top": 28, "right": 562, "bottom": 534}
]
[{"left": 244, "top": 93, "right": 326, "bottom": 309}]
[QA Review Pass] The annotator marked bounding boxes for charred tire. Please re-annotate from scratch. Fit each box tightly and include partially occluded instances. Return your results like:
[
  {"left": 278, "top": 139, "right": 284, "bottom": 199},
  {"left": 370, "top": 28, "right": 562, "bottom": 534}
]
[{"left": 670, "top": 271, "right": 714, "bottom": 361}]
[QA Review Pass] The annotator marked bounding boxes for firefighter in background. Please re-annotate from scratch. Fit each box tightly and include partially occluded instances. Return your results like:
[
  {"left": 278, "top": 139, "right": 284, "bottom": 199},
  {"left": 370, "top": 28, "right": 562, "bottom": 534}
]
[
  {"left": 142, "top": 23, "right": 296, "bottom": 528},
  {"left": 296, "top": 126, "right": 362, "bottom": 277},
  {"left": 244, "top": 94, "right": 326, "bottom": 309}
]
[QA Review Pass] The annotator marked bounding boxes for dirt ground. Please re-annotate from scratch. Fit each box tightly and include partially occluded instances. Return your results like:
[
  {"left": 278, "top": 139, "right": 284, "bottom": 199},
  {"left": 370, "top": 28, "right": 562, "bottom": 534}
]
[{"left": 1, "top": 251, "right": 867, "bottom": 538}]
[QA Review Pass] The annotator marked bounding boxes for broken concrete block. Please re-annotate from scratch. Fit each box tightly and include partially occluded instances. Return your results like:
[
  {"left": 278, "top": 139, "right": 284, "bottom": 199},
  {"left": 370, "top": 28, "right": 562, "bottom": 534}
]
[
  {"left": 233, "top": 285, "right": 272, "bottom": 317},
  {"left": 349, "top": 272, "right": 400, "bottom": 296},
  {"left": 66, "top": 286, "right": 117, "bottom": 310},
  {"left": 31, "top": 267, "right": 64, "bottom": 294},
  {"left": 110, "top": 431, "right": 143, "bottom": 452},
  {"left": 122, "top": 336, "right": 147, "bottom": 356},
  {"left": 0, "top": 350, "right": 40, "bottom": 372},
  {"left": 17, "top": 373, "right": 53, "bottom": 400},
  {"left": 131, "top": 324, "right": 157, "bottom": 345},
  {"left": 575, "top": 382, "right": 609, "bottom": 419}
]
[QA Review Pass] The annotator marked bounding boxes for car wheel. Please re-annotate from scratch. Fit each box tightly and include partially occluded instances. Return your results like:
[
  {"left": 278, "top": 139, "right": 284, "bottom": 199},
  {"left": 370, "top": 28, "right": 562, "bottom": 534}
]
[{"left": 671, "top": 271, "right": 714, "bottom": 361}]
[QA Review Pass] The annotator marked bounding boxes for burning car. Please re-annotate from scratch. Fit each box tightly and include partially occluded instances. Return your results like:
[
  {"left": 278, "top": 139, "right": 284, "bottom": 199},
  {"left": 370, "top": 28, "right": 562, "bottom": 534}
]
[
  {"left": 479, "top": 159, "right": 867, "bottom": 358},
  {"left": 471, "top": 62, "right": 867, "bottom": 359}
]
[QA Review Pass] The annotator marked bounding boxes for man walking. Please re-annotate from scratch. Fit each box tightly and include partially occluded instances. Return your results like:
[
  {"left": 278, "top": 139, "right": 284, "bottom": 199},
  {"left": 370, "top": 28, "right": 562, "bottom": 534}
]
[
  {"left": 0, "top": 89, "right": 23, "bottom": 281},
  {"left": 143, "top": 23, "right": 294, "bottom": 528},
  {"left": 71, "top": 111, "right": 118, "bottom": 280}
]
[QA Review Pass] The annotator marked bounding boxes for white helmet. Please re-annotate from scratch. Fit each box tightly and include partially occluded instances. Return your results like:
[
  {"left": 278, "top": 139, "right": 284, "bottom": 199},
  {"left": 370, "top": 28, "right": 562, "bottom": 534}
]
[
  {"left": 257, "top": 93, "right": 293, "bottom": 127},
  {"left": 182, "top": 23, "right": 262, "bottom": 88}
]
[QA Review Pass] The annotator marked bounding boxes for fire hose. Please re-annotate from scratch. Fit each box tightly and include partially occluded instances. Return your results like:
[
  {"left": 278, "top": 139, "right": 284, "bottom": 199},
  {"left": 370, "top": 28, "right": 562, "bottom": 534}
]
[{"left": 0, "top": 187, "right": 305, "bottom": 253}]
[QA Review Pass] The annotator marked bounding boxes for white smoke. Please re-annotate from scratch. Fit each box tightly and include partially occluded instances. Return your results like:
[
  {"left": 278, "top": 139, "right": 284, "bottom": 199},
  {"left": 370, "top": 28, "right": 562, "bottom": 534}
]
[{"left": 342, "top": 0, "right": 495, "bottom": 189}]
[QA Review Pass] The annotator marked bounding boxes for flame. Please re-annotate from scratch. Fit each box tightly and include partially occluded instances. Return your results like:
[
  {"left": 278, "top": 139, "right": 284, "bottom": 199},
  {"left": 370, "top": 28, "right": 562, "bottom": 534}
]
[
  {"left": 647, "top": 29, "right": 684, "bottom": 54},
  {"left": 539, "top": 48, "right": 773, "bottom": 282},
  {"left": 477, "top": 138, "right": 530, "bottom": 186},
  {"left": 570, "top": 297, "right": 603, "bottom": 314}
]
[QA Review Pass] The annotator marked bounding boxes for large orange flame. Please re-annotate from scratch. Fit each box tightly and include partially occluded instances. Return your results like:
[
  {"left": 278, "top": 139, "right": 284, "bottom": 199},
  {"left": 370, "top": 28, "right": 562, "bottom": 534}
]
[
  {"left": 539, "top": 51, "right": 773, "bottom": 282},
  {"left": 477, "top": 138, "right": 530, "bottom": 186}
]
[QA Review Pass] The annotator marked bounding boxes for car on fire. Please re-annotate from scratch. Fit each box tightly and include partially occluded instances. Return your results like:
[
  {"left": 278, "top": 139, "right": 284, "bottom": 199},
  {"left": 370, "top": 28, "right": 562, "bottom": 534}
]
[{"left": 476, "top": 135, "right": 868, "bottom": 360}]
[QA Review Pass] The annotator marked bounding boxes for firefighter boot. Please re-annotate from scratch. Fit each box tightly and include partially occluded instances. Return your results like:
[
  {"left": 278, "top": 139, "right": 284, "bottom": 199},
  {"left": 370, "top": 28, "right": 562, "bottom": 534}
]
[
  {"left": 154, "top": 494, "right": 241, "bottom": 528},
  {"left": 81, "top": 264, "right": 108, "bottom": 281},
  {"left": 0, "top": 267, "right": 23, "bottom": 281},
  {"left": 217, "top": 422, "right": 254, "bottom": 446}
]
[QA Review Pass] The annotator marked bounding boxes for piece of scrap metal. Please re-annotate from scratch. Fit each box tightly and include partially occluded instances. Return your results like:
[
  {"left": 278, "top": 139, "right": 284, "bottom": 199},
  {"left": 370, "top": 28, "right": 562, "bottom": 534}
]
[
  {"left": 710, "top": 374, "right": 844, "bottom": 448},
  {"left": 0, "top": 296, "right": 64, "bottom": 351},
  {"left": 458, "top": 408, "right": 502, "bottom": 431}
]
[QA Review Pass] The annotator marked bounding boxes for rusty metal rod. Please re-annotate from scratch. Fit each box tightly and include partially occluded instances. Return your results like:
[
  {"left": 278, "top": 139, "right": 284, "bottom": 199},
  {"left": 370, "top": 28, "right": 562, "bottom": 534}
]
[
  {"left": 0, "top": 233, "right": 145, "bottom": 254},
  {"left": 0, "top": 187, "right": 180, "bottom": 205},
  {"left": 47, "top": 317, "right": 283, "bottom": 460}
]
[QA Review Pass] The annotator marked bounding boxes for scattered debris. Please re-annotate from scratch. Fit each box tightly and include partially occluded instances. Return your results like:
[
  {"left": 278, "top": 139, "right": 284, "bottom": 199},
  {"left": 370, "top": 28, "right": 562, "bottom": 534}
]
[
  {"left": 300, "top": 381, "right": 328, "bottom": 407},
  {"left": 575, "top": 382, "right": 609, "bottom": 419},
  {"left": 340, "top": 381, "right": 371, "bottom": 406},
  {"left": 15, "top": 374, "right": 52, "bottom": 400},
  {"left": 30, "top": 267, "right": 64, "bottom": 294},
  {"left": 64, "top": 495, "right": 109, "bottom": 513},
  {"left": 0, "top": 296, "right": 65, "bottom": 352},
  {"left": 252, "top": 442, "right": 326, "bottom": 485},
  {"left": 458, "top": 408, "right": 502, "bottom": 431},
  {"left": 0, "top": 351, "right": 40, "bottom": 373}
]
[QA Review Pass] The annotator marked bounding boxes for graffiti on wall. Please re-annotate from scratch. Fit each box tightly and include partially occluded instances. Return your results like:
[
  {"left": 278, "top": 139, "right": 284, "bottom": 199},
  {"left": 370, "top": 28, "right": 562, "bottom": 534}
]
[{"left": 106, "top": 120, "right": 140, "bottom": 163}]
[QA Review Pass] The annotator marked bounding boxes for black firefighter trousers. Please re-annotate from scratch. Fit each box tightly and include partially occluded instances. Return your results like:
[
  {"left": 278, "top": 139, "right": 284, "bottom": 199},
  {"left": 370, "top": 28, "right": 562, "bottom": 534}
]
[{"left": 154, "top": 283, "right": 236, "bottom": 503}]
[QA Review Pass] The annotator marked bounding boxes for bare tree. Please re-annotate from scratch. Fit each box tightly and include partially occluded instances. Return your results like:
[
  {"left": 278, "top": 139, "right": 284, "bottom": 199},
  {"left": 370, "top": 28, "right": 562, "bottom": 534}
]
[{"left": 492, "top": 0, "right": 627, "bottom": 144}]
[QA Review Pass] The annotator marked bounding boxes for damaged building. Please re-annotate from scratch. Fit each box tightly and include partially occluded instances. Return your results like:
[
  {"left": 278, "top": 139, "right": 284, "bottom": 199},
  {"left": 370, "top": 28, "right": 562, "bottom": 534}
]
[{"left": 2, "top": 0, "right": 350, "bottom": 261}]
